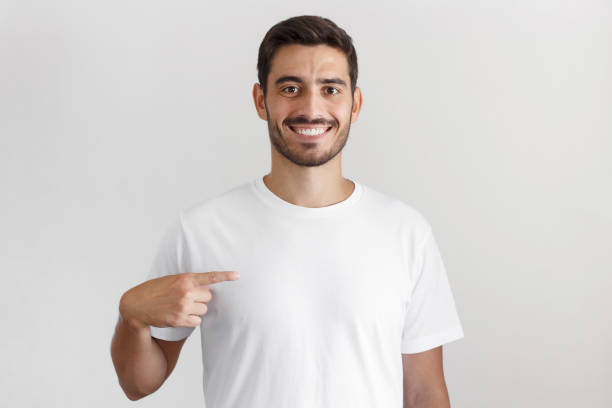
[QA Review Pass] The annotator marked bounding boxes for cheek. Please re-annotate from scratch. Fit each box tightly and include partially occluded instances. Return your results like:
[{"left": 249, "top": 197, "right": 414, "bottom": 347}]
[
  {"left": 331, "top": 99, "right": 352, "bottom": 119},
  {"left": 267, "top": 106, "right": 290, "bottom": 124},
  {"left": 334, "top": 108, "right": 352, "bottom": 126}
]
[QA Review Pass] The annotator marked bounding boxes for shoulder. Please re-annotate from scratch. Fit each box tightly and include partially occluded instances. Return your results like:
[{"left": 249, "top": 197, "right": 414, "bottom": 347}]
[
  {"left": 179, "top": 179, "right": 255, "bottom": 224},
  {"left": 360, "top": 182, "right": 432, "bottom": 240}
]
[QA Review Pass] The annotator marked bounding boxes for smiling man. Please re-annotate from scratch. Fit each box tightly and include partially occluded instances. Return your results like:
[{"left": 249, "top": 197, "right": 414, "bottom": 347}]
[{"left": 111, "top": 15, "right": 465, "bottom": 408}]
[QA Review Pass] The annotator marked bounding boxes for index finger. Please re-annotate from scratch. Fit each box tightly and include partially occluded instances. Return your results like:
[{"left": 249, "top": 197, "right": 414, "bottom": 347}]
[{"left": 192, "top": 271, "right": 240, "bottom": 285}]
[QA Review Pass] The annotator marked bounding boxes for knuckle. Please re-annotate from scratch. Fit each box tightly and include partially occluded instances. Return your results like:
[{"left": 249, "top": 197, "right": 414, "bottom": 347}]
[
  {"left": 181, "top": 273, "right": 196, "bottom": 285},
  {"left": 168, "top": 313, "right": 182, "bottom": 327},
  {"left": 177, "top": 299, "right": 190, "bottom": 314},
  {"left": 177, "top": 288, "right": 191, "bottom": 299},
  {"left": 177, "top": 282, "right": 192, "bottom": 294},
  {"left": 209, "top": 271, "right": 216, "bottom": 283},
  {"left": 202, "top": 288, "right": 212, "bottom": 301},
  {"left": 178, "top": 272, "right": 192, "bottom": 282}
]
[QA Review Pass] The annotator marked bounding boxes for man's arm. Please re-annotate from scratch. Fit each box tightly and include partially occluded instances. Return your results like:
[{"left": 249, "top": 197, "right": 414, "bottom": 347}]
[
  {"left": 110, "top": 270, "right": 238, "bottom": 400},
  {"left": 402, "top": 346, "right": 451, "bottom": 408},
  {"left": 110, "top": 302, "right": 187, "bottom": 400}
]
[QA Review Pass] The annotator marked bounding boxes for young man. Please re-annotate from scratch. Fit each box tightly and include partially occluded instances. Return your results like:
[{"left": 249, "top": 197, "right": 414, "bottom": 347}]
[{"left": 111, "top": 15, "right": 464, "bottom": 408}]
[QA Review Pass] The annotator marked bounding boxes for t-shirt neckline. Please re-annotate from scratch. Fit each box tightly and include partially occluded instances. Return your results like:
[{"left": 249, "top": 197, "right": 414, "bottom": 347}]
[{"left": 251, "top": 175, "right": 364, "bottom": 219}]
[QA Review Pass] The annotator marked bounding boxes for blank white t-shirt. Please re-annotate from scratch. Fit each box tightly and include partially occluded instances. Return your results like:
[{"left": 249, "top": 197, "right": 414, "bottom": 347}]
[{"left": 146, "top": 176, "right": 464, "bottom": 408}]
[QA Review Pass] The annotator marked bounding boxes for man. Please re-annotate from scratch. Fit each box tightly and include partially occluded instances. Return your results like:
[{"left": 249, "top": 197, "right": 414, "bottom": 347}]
[{"left": 111, "top": 15, "right": 464, "bottom": 408}]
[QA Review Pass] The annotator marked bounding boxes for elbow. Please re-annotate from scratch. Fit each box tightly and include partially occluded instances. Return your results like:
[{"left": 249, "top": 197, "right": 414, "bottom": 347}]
[
  {"left": 122, "top": 385, "right": 150, "bottom": 401},
  {"left": 117, "top": 377, "right": 154, "bottom": 401},
  {"left": 125, "top": 391, "right": 145, "bottom": 401}
]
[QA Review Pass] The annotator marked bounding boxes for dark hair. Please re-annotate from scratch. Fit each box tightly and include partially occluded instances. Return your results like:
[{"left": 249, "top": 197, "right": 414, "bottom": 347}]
[{"left": 257, "top": 15, "right": 358, "bottom": 97}]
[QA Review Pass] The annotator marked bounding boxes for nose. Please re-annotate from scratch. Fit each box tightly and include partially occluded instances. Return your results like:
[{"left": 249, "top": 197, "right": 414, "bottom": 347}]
[{"left": 299, "top": 88, "right": 325, "bottom": 121}]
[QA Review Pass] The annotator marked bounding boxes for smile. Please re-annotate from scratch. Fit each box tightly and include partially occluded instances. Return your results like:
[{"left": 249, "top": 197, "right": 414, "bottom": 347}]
[{"left": 288, "top": 125, "right": 333, "bottom": 140}]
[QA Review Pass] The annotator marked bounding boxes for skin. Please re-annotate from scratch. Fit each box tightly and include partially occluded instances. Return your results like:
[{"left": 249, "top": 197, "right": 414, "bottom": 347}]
[{"left": 403, "top": 347, "right": 450, "bottom": 407}]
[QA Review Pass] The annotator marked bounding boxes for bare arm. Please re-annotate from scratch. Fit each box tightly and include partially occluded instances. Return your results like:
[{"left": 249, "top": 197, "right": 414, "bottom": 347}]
[
  {"left": 110, "top": 271, "right": 239, "bottom": 400},
  {"left": 110, "top": 303, "right": 186, "bottom": 400},
  {"left": 403, "top": 346, "right": 450, "bottom": 408}
]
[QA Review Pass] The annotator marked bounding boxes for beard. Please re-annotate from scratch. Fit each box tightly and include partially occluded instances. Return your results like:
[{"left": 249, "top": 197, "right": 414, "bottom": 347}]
[{"left": 265, "top": 100, "right": 353, "bottom": 168}]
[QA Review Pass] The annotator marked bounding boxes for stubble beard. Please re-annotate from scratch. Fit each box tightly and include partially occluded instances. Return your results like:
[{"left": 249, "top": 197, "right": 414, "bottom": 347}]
[{"left": 265, "top": 100, "right": 353, "bottom": 168}]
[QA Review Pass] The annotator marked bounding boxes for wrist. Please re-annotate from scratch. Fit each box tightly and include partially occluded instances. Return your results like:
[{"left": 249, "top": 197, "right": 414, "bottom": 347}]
[
  {"left": 119, "top": 312, "right": 148, "bottom": 331},
  {"left": 118, "top": 293, "right": 148, "bottom": 332}
]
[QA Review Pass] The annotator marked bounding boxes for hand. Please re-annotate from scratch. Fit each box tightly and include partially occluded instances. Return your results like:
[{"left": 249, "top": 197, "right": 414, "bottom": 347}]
[{"left": 119, "top": 271, "right": 240, "bottom": 330}]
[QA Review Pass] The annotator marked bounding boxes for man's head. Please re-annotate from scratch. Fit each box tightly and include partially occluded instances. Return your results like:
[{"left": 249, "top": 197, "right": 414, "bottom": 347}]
[{"left": 253, "top": 15, "right": 362, "bottom": 168}]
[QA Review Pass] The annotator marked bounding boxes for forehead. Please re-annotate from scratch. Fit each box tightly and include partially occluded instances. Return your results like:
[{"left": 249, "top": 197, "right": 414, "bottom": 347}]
[{"left": 269, "top": 44, "right": 350, "bottom": 81}]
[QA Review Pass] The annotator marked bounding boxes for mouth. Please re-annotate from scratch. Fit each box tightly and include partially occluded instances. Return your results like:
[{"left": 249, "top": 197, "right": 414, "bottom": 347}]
[{"left": 287, "top": 125, "right": 333, "bottom": 142}]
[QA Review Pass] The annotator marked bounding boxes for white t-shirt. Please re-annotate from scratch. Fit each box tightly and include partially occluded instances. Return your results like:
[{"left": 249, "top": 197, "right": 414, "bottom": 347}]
[{"left": 146, "top": 176, "right": 464, "bottom": 408}]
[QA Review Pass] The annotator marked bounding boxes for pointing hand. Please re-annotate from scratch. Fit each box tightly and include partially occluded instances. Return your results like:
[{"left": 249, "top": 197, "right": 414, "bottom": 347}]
[{"left": 119, "top": 271, "right": 240, "bottom": 329}]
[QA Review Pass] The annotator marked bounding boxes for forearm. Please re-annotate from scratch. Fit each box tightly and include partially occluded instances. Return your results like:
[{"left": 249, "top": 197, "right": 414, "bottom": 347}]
[{"left": 110, "top": 313, "right": 168, "bottom": 400}]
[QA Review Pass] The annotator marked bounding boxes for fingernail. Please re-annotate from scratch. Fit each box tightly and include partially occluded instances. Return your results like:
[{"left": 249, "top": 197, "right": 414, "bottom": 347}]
[{"left": 233, "top": 272, "right": 240, "bottom": 279}]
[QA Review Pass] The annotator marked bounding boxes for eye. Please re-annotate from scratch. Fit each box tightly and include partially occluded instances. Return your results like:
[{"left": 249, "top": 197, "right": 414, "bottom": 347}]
[
  {"left": 282, "top": 86, "right": 299, "bottom": 94},
  {"left": 326, "top": 87, "right": 340, "bottom": 95}
]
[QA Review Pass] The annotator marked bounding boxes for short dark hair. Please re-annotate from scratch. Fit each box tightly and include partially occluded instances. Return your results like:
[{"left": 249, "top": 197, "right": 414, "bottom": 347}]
[{"left": 257, "top": 15, "right": 358, "bottom": 97}]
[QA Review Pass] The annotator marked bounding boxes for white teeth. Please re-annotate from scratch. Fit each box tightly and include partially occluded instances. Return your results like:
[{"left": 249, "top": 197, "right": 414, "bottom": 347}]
[{"left": 294, "top": 127, "right": 327, "bottom": 136}]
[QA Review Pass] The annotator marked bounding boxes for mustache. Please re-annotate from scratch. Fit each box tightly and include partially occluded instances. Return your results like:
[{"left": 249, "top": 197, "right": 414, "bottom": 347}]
[{"left": 284, "top": 117, "right": 336, "bottom": 127}]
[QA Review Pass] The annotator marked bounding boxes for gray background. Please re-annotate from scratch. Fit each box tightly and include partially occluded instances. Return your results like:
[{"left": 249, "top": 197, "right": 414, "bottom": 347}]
[{"left": 1, "top": 0, "right": 610, "bottom": 407}]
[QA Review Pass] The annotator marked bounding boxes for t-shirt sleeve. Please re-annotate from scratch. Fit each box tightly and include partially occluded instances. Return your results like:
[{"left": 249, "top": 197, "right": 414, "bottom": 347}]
[
  {"left": 401, "top": 226, "right": 465, "bottom": 354},
  {"left": 146, "top": 214, "right": 196, "bottom": 341}
]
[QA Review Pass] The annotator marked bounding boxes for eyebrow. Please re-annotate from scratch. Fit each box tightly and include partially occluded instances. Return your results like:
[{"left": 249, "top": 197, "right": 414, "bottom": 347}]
[{"left": 274, "top": 75, "right": 347, "bottom": 87}]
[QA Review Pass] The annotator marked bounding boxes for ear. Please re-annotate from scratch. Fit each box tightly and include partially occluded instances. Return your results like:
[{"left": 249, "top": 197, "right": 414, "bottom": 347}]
[
  {"left": 252, "top": 82, "right": 268, "bottom": 121},
  {"left": 350, "top": 86, "right": 363, "bottom": 123}
]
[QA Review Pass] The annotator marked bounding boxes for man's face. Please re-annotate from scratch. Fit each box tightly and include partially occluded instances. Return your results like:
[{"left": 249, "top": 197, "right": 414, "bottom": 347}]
[{"left": 253, "top": 44, "right": 362, "bottom": 167}]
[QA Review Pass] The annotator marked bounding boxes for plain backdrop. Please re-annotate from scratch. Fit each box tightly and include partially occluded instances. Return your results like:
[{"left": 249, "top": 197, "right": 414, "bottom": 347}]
[{"left": 1, "top": 0, "right": 610, "bottom": 407}]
